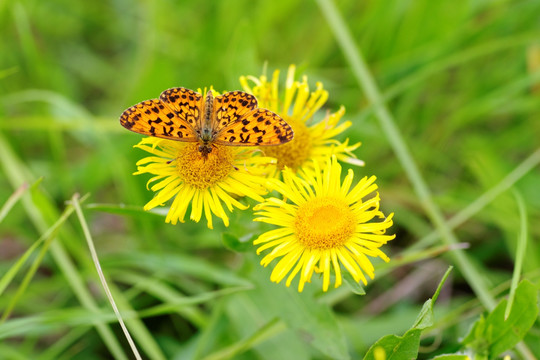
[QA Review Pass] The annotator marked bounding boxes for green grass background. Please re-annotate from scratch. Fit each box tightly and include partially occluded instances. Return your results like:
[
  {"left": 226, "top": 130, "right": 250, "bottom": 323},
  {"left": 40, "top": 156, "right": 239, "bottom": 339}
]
[{"left": 1, "top": 0, "right": 540, "bottom": 359}]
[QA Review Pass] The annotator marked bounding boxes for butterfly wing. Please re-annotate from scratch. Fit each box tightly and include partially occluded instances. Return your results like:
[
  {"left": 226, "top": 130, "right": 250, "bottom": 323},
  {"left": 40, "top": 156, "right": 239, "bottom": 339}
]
[
  {"left": 120, "top": 98, "right": 199, "bottom": 141},
  {"left": 213, "top": 108, "right": 294, "bottom": 146},
  {"left": 159, "top": 87, "right": 205, "bottom": 131},
  {"left": 212, "top": 91, "right": 258, "bottom": 134}
]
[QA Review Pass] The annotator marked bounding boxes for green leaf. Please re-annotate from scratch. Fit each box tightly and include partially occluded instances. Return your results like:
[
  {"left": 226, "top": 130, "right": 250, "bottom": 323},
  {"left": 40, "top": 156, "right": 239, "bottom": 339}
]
[
  {"left": 412, "top": 266, "right": 453, "bottom": 330},
  {"left": 487, "top": 280, "right": 538, "bottom": 357},
  {"left": 412, "top": 298, "right": 435, "bottom": 330},
  {"left": 236, "top": 257, "right": 350, "bottom": 359},
  {"left": 343, "top": 272, "right": 366, "bottom": 295},
  {"left": 462, "top": 280, "right": 539, "bottom": 358},
  {"left": 364, "top": 267, "right": 453, "bottom": 359},
  {"left": 221, "top": 296, "right": 309, "bottom": 360},
  {"left": 461, "top": 315, "right": 488, "bottom": 356},
  {"left": 431, "top": 355, "right": 470, "bottom": 360},
  {"left": 221, "top": 233, "right": 253, "bottom": 253},
  {"left": 363, "top": 329, "right": 421, "bottom": 360}
]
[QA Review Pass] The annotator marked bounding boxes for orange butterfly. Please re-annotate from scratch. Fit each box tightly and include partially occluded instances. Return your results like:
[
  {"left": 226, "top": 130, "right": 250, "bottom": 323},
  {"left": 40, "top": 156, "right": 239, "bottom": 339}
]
[{"left": 120, "top": 87, "right": 294, "bottom": 157}]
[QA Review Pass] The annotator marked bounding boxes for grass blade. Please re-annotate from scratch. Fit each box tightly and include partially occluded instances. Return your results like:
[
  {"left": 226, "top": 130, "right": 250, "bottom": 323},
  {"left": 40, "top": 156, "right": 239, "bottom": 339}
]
[
  {"left": 70, "top": 194, "right": 143, "bottom": 360},
  {"left": 0, "top": 133, "right": 128, "bottom": 360},
  {"left": 0, "top": 194, "right": 89, "bottom": 319},
  {"left": 505, "top": 190, "right": 528, "bottom": 320},
  {"left": 0, "top": 181, "right": 28, "bottom": 223}
]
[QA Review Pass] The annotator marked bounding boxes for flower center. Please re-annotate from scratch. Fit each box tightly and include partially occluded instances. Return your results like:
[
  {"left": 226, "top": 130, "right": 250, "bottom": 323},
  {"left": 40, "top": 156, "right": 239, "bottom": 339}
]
[
  {"left": 175, "top": 143, "right": 235, "bottom": 189},
  {"left": 262, "top": 117, "right": 312, "bottom": 171},
  {"left": 294, "top": 197, "right": 356, "bottom": 250}
]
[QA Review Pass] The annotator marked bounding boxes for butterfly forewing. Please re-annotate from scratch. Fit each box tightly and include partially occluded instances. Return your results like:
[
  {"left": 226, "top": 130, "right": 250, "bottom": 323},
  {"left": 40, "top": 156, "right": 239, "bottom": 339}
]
[
  {"left": 120, "top": 99, "right": 198, "bottom": 141},
  {"left": 213, "top": 108, "right": 294, "bottom": 146},
  {"left": 212, "top": 91, "right": 258, "bottom": 134},
  {"left": 159, "top": 87, "right": 205, "bottom": 131}
]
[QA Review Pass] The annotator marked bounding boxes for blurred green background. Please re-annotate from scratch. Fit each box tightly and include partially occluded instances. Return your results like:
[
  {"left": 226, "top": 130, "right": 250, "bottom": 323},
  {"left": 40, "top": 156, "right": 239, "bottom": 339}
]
[{"left": 1, "top": 0, "right": 540, "bottom": 359}]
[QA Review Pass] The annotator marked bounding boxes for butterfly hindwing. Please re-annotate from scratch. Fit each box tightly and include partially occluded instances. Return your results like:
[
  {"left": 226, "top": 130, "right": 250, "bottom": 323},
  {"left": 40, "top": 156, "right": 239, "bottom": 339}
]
[
  {"left": 213, "top": 108, "right": 294, "bottom": 146},
  {"left": 212, "top": 91, "right": 258, "bottom": 134},
  {"left": 120, "top": 99, "right": 198, "bottom": 141}
]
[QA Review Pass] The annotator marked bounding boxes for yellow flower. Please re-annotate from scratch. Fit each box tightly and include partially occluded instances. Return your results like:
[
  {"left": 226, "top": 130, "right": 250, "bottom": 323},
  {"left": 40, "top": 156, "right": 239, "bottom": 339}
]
[
  {"left": 134, "top": 137, "right": 275, "bottom": 229},
  {"left": 240, "top": 65, "right": 363, "bottom": 175},
  {"left": 253, "top": 156, "right": 395, "bottom": 292}
]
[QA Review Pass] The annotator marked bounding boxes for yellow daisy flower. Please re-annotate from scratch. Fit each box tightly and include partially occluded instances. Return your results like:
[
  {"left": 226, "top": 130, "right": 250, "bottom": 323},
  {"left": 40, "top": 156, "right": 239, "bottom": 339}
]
[
  {"left": 240, "top": 65, "right": 363, "bottom": 175},
  {"left": 134, "top": 137, "right": 275, "bottom": 229},
  {"left": 253, "top": 156, "right": 395, "bottom": 292}
]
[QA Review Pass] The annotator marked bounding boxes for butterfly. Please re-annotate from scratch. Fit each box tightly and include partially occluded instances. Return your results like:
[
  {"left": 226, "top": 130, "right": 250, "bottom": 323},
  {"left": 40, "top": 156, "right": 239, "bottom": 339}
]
[{"left": 120, "top": 87, "right": 294, "bottom": 157}]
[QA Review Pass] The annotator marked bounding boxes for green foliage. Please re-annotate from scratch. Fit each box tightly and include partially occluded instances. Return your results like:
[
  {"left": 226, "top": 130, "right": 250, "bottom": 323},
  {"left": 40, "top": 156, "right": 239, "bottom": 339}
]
[
  {"left": 365, "top": 331, "right": 422, "bottom": 360},
  {"left": 1, "top": 0, "right": 540, "bottom": 358},
  {"left": 221, "top": 233, "right": 254, "bottom": 253},
  {"left": 363, "top": 268, "right": 451, "bottom": 360},
  {"left": 462, "top": 280, "right": 539, "bottom": 359},
  {"left": 218, "top": 259, "right": 349, "bottom": 359},
  {"left": 343, "top": 272, "right": 367, "bottom": 295}
]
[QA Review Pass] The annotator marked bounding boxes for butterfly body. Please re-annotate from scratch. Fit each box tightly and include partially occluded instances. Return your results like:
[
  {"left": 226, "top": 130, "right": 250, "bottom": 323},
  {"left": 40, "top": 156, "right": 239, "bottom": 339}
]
[
  {"left": 120, "top": 87, "right": 293, "bottom": 158},
  {"left": 198, "top": 90, "right": 215, "bottom": 155}
]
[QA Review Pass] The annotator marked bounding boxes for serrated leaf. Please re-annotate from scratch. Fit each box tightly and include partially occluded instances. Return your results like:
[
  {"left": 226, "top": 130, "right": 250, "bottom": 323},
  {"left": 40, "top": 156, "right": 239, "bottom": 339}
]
[{"left": 363, "top": 329, "right": 421, "bottom": 360}]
